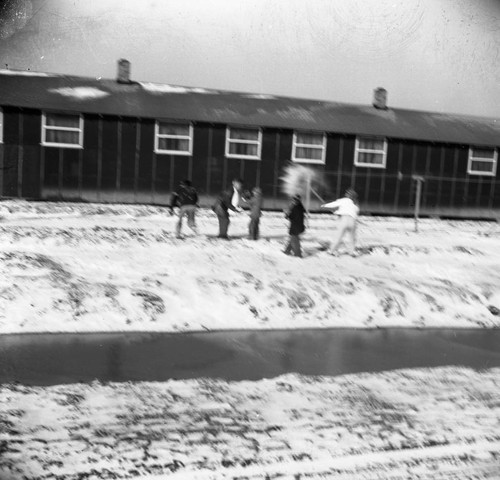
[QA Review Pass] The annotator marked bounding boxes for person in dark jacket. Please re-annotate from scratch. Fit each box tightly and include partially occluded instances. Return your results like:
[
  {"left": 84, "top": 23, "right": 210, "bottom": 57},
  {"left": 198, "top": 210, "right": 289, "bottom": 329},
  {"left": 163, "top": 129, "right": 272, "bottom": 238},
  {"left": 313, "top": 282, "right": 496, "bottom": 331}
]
[
  {"left": 212, "top": 179, "right": 243, "bottom": 239},
  {"left": 247, "top": 187, "right": 263, "bottom": 240},
  {"left": 283, "top": 194, "right": 306, "bottom": 257},
  {"left": 169, "top": 179, "right": 199, "bottom": 238}
]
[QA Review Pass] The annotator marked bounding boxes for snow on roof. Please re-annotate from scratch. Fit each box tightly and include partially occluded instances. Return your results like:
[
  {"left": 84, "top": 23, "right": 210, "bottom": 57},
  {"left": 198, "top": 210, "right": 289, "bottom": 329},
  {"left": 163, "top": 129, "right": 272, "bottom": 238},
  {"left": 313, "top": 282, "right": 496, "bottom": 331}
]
[
  {"left": 49, "top": 87, "right": 110, "bottom": 100},
  {"left": 243, "top": 93, "right": 278, "bottom": 100},
  {"left": 139, "top": 82, "right": 215, "bottom": 95},
  {"left": 0, "top": 69, "right": 54, "bottom": 77}
]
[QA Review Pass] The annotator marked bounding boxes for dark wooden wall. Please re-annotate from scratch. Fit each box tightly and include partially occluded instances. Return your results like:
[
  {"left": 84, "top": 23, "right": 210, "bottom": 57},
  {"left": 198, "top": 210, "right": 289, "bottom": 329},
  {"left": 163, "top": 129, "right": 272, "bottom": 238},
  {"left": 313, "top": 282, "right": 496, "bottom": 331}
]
[{"left": 1, "top": 107, "right": 499, "bottom": 217}]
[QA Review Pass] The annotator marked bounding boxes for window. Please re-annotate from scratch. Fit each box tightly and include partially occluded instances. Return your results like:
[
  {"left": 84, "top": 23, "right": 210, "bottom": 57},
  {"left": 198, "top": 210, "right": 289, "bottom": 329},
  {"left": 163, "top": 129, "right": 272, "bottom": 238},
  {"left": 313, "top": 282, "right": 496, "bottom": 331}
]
[
  {"left": 354, "top": 137, "right": 387, "bottom": 168},
  {"left": 225, "top": 127, "right": 262, "bottom": 159},
  {"left": 41, "top": 112, "right": 83, "bottom": 148},
  {"left": 0, "top": 108, "right": 3, "bottom": 143},
  {"left": 292, "top": 131, "right": 326, "bottom": 164},
  {"left": 155, "top": 122, "right": 193, "bottom": 155},
  {"left": 467, "top": 147, "right": 497, "bottom": 176}
]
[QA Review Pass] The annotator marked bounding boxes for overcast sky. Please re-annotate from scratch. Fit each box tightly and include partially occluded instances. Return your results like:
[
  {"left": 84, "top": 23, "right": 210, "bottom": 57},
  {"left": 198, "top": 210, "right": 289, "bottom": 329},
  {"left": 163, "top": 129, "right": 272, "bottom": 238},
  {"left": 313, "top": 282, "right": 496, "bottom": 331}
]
[{"left": 1, "top": 0, "right": 499, "bottom": 117}]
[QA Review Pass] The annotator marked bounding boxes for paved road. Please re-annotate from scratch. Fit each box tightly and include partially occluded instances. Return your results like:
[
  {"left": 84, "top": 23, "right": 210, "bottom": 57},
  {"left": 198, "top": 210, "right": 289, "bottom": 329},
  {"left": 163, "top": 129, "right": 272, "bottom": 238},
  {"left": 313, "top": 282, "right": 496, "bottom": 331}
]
[{"left": 1, "top": 328, "right": 500, "bottom": 385}]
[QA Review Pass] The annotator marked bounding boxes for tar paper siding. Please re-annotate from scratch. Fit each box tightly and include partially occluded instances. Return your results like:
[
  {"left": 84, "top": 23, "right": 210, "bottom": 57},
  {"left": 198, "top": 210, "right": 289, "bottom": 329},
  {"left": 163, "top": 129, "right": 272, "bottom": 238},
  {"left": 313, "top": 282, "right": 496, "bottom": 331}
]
[
  {"left": 1, "top": 106, "right": 499, "bottom": 218},
  {"left": 1, "top": 107, "right": 22, "bottom": 197},
  {"left": 81, "top": 113, "right": 99, "bottom": 201}
]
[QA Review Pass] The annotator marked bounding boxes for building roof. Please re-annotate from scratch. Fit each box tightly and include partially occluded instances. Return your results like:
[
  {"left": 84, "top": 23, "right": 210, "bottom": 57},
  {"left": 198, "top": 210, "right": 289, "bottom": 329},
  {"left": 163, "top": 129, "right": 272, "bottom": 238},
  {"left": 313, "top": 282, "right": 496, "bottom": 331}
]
[{"left": 0, "top": 69, "right": 499, "bottom": 147}]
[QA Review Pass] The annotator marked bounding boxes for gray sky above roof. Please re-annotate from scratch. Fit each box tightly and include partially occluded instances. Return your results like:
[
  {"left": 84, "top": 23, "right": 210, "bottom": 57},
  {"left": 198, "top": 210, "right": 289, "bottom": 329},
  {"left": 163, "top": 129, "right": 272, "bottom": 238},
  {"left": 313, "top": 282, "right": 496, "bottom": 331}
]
[{"left": 1, "top": 0, "right": 499, "bottom": 118}]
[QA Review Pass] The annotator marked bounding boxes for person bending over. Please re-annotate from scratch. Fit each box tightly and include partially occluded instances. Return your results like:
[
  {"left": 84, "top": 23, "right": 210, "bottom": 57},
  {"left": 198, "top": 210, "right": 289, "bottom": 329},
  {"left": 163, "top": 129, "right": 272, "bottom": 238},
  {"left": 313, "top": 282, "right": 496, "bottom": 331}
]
[
  {"left": 212, "top": 178, "right": 243, "bottom": 239},
  {"left": 170, "top": 179, "right": 199, "bottom": 238}
]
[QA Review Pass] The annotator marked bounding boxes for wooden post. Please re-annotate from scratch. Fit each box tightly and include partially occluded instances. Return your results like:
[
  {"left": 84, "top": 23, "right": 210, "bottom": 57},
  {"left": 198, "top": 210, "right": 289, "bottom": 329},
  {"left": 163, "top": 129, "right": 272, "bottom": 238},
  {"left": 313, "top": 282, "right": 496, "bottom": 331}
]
[
  {"left": 206, "top": 126, "right": 213, "bottom": 196},
  {"left": 116, "top": 118, "right": 122, "bottom": 196},
  {"left": 273, "top": 132, "right": 280, "bottom": 204},
  {"left": 336, "top": 137, "right": 343, "bottom": 198},
  {"left": 39, "top": 144, "right": 44, "bottom": 199},
  {"left": 133, "top": 118, "right": 141, "bottom": 202},
  {"left": 58, "top": 149, "right": 63, "bottom": 199},
  {"left": 78, "top": 146, "right": 83, "bottom": 200},
  {"left": 413, "top": 175, "right": 424, "bottom": 233}
]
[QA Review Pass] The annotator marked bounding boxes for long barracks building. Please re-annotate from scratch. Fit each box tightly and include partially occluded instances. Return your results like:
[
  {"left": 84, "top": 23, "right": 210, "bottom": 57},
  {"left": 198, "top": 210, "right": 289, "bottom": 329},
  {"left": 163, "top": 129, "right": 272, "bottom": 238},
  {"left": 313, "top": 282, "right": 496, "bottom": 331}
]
[{"left": 0, "top": 60, "right": 499, "bottom": 218}]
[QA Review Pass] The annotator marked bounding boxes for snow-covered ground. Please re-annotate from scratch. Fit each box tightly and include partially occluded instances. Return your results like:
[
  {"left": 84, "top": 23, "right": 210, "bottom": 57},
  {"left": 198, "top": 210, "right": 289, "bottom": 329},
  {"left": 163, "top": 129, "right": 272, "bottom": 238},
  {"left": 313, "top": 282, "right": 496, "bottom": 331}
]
[
  {"left": 1, "top": 367, "right": 499, "bottom": 479},
  {"left": 0, "top": 200, "right": 499, "bottom": 333},
  {"left": 1, "top": 201, "right": 500, "bottom": 479}
]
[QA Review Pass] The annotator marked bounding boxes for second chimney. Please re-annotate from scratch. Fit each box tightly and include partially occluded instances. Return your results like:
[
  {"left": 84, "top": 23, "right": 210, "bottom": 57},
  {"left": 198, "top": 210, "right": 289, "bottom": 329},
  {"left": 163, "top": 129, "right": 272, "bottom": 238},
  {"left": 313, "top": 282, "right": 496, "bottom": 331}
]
[
  {"left": 117, "top": 59, "right": 131, "bottom": 83},
  {"left": 373, "top": 87, "right": 388, "bottom": 110}
]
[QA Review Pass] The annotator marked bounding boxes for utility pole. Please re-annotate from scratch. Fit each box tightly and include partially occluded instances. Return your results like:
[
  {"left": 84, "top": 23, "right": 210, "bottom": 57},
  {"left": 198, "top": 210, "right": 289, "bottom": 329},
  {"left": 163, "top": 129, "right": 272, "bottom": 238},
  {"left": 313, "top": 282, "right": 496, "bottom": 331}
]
[{"left": 413, "top": 175, "right": 425, "bottom": 233}]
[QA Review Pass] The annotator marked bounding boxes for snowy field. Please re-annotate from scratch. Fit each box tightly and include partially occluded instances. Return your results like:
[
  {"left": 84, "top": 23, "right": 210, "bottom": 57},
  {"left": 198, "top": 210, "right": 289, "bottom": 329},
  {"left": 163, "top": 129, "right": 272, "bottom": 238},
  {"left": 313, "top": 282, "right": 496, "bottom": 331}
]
[
  {"left": 1, "top": 367, "right": 499, "bottom": 479},
  {"left": 0, "top": 200, "right": 499, "bottom": 333},
  {"left": 1, "top": 201, "right": 500, "bottom": 479}
]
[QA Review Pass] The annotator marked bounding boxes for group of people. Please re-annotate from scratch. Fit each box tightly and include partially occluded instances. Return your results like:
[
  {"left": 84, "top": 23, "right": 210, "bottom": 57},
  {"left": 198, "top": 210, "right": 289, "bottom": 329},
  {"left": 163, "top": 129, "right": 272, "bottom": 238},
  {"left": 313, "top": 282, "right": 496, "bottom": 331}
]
[
  {"left": 170, "top": 178, "right": 263, "bottom": 240},
  {"left": 210, "top": 179, "right": 263, "bottom": 240},
  {"left": 169, "top": 178, "right": 360, "bottom": 258}
]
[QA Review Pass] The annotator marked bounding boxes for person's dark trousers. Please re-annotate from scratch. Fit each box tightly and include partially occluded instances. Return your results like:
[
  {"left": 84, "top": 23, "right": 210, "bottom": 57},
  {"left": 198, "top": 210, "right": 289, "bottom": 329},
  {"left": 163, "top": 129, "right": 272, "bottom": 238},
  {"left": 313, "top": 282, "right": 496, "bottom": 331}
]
[
  {"left": 284, "top": 234, "right": 302, "bottom": 257},
  {"left": 217, "top": 213, "right": 230, "bottom": 238},
  {"left": 249, "top": 218, "right": 260, "bottom": 240}
]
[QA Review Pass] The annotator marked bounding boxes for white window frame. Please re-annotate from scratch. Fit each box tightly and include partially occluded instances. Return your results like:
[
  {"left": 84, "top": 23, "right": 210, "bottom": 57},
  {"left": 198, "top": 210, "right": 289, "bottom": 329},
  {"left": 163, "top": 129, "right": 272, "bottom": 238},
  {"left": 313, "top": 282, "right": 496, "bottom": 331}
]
[
  {"left": 225, "top": 126, "right": 262, "bottom": 160},
  {"left": 467, "top": 146, "right": 497, "bottom": 176},
  {"left": 41, "top": 111, "right": 83, "bottom": 148},
  {"left": 354, "top": 136, "right": 387, "bottom": 168},
  {"left": 154, "top": 121, "right": 193, "bottom": 155},
  {"left": 292, "top": 131, "right": 326, "bottom": 164},
  {"left": 0, "top": 108, "right": 3, "bottom": 144}
]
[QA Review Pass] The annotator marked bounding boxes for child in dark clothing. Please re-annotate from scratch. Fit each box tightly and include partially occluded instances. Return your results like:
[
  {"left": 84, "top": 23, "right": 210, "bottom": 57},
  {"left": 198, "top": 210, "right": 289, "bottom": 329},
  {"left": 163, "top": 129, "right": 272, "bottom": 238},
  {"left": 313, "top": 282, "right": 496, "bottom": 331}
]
[
  {"left": 247, "top": 187, "right": 263, "bottom": 240},
  {"left": 283, "top": 194, "right": 305, "bottom": 257},
  {"left": 169, "top": 180, "right": 199, "bottom": 238}
]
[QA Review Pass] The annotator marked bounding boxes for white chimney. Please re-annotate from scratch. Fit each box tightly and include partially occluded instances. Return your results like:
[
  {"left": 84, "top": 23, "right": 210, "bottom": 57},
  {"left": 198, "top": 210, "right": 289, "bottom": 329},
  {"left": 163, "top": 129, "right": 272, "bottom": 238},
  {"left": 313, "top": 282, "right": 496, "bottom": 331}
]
[
  {"left": 117, "top": 59, "right": 131, "bottom": 83},
  {"left": 373, "top": 87, "right": 388, "bottom": 110}
]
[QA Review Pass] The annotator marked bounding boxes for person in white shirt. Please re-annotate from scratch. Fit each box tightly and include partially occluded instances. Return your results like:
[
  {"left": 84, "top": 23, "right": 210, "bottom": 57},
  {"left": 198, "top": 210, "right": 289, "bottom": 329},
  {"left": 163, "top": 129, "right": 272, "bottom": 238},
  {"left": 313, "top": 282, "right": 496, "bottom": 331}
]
[
  {"left": 231, "top": 179, "right": 243, "bottom": 213},
  {"left": 321, "top": 189, "right": 360, "bottom": 256}
]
